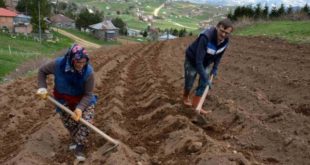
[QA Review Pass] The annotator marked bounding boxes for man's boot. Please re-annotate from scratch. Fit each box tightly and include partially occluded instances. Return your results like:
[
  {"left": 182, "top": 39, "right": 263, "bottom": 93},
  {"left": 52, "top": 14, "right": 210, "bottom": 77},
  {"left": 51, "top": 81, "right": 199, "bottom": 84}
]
[
  {"left": 192, "top": 95, "right": 211, "bottom": 115},
  {"left": 183, "top": 90, "right": 192, "bottom": 107}
]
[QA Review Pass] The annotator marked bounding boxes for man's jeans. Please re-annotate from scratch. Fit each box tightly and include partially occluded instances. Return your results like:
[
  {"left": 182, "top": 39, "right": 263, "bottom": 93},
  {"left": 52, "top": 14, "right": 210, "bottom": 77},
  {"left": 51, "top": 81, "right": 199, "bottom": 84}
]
[{"left": 184, "top": 58, "right": 211, "bottom": 96}]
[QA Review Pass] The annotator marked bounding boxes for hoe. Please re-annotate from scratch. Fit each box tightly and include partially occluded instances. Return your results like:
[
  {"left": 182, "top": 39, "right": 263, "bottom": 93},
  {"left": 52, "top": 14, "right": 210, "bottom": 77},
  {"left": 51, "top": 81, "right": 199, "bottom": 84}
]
[{"left": 47, "top": 96, "right": 119, "bottom": 160}]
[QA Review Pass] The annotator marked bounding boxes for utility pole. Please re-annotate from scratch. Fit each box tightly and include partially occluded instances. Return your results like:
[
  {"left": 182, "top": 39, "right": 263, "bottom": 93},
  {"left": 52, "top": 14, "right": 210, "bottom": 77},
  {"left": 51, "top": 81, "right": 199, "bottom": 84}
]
[
  {"left": 38, "top": 0, "right": 42, "bottom": 43},
  {"left": 56, "top": 0, "right": 58, "bottom": 14}
]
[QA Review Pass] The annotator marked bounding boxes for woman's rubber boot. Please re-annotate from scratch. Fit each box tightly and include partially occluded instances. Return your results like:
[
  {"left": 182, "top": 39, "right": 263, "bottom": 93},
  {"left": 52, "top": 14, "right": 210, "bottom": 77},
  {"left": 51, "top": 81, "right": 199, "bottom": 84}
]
[
  {"left": 192, "top": 95, "right": 211, "bottom": 115},
  {"left": 183, "top": 90, "right": 192, "bottom": 107},
  {"left": 75, "top": 144, "right": 86, "bottom": 161}
]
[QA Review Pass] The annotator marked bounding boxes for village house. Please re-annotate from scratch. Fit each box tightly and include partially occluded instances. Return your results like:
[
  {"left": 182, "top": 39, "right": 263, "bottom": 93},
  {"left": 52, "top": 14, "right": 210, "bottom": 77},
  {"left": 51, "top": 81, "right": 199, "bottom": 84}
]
[
  {"left": 89, "top": 20, "right": 119, "bottom": 41},
  {"left": 0, "top": 7, "right": 17, "bottom": 32},
  {"left": 13, "top": 14, "right": 32, "bottom": 34},
  {"left": 158, "top": 32, "right": 178, "bottom": 41},
  {"left": 50, "top": 14, "right": 75, "bottom": 29},
  {"left": 127, "top": 28, "right": 141, "bottom": 37}
]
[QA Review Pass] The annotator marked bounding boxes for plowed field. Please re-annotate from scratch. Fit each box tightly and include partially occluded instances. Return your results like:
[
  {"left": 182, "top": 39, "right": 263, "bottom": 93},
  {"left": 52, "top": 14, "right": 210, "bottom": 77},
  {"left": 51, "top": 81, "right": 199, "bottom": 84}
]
[{"left": 0, "top": 36, "right": 309, "bottom": 165}]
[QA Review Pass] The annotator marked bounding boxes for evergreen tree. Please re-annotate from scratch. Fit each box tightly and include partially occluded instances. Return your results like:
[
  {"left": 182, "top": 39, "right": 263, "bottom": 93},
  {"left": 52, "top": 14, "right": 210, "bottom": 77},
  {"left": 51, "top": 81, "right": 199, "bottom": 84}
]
[
  {"left": 277, "top": 4, "right": 285, "bottom": 16},
  {"left": 233, "top": 6, "right": 242, "bottom": 19},
  {"left": 172, "top": 28, "right": 178, "bottom": 36},
  {"left": 26, "top": 0, "right": 51, "bottom": 33},
  {"left": 227, "top": 10, "right": 235, "bottom": 21},
  {"left": 179, "top": 28, "right": 187, "bottom": 37},
  {"left": 16, "top": 0, "right": 29, "bottom": 14},
  {"left": 244, "top": 5, "right": 254, "bottom": 18},
  {"left": 302, "top": 3, "right": 309, "bottom": 14},
  {"left": 262, "top": 5, "right": 269, "bottom": 19},
  {"left": 0, "top": 0, "right": 5, "bottom": 7},
  {"left": 286, "top": 5, "right": 293, "bottom": 15},
  {"left": 269, "top": 6, "right": 279, "bottom": 18},
  {"left": 254, "top": 3, "right": 262, "bottom": 19},
  {"left": 142, "top": 30, "right": 148, "bottom": 38},
  {"left": 76, "top": 8, "right": 103, "bottom": 30},
  {"left": 112, "top": 17, "right": 127, "bottom": 35}
]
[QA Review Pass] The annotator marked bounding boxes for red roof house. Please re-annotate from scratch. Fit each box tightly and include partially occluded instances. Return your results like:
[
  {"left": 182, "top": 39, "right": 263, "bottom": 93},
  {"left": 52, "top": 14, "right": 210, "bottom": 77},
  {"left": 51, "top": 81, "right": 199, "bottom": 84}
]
[{"left": 0, "top": 8, "right": 18, "bottom": 32}]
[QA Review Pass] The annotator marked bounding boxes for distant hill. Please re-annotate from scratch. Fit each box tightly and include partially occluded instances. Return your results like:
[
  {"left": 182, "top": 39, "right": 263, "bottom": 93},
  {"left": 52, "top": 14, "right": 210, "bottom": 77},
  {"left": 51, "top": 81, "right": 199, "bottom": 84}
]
[{"left": 175, "top": 0, "right": 309, "bottom": 7}]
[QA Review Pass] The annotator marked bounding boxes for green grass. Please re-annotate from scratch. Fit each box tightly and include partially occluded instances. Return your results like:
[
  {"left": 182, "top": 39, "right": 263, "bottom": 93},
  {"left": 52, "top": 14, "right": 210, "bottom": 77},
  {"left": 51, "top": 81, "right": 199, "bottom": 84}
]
[
  {"left": 61, "top": 28, "right": 121, "bottom": 45},
  {"left": 118, "top": 15, "right": 149, "bottom": 30},
  {"left": 235, "top": 20, "right": 310, "bottom": 44},
  {"left": 0, "top": 32, "right": 73, "bottom": 81}
]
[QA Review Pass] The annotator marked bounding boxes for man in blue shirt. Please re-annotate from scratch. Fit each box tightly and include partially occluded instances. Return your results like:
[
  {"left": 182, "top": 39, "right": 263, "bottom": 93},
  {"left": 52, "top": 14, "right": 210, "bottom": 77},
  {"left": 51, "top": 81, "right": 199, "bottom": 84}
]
[{"left": 183, "top": 19, "right": 233, "bottom": 114}]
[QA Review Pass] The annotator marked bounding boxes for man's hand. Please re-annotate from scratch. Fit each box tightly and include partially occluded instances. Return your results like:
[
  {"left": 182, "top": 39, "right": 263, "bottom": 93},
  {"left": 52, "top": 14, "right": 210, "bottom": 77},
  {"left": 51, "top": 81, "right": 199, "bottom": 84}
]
[
  {"left": 36, "top": 88, "right": 48, "bottom": 99},
  {"left": 71, "top": 108, "right": 82, "bottom": 121},
  {"left": 211, "top": 69, "right": 217, "bottom": 77}
]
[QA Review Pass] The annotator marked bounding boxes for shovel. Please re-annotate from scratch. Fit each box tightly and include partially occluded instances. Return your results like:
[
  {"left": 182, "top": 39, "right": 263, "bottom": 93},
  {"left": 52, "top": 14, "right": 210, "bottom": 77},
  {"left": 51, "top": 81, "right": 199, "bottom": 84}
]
[
  {"left": 47, "top": 96, "right": 120, "bottom": 154},
  {"left": 195, "top": 75, "right": 213, "bottom": 115}
]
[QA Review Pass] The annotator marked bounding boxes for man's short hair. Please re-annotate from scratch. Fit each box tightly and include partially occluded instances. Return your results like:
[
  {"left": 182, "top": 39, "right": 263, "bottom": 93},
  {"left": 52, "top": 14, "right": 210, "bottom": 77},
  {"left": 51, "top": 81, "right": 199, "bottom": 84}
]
[{"left": 217, "top": 19, "right": 233, "bottom": 30}]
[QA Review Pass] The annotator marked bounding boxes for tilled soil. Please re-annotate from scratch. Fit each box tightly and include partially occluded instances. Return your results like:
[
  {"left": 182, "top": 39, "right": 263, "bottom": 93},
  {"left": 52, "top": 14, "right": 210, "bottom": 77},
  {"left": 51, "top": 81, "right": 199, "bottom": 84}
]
[{"left": 0, "top": 36, "right": 309, "bottom": 165}]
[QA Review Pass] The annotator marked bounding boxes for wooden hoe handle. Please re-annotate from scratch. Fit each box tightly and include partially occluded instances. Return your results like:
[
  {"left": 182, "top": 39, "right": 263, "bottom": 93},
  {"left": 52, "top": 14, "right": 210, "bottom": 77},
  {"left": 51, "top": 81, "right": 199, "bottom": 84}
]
[{"left": 47, "top": 96, "right": 119, "bottom": 146}]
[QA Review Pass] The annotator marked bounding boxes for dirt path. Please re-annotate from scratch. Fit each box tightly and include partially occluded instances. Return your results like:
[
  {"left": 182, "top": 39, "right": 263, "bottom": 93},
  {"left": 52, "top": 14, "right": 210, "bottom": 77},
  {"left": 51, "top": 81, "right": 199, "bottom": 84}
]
[
  {"left": 0, "top": 36, "right": 309, "bottom": 164},
  {"left": 153, "top": 3, "right": 165, "bottom": 17},
  {"left": 53, "top": 28, "right": 101, "bottom": 49}
]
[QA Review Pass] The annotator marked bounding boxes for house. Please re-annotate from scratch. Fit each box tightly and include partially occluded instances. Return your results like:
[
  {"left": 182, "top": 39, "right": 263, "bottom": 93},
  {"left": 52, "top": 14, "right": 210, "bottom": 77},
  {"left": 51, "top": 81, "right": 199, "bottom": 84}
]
[
  {"left": 50, "top": 14, "right": 75, "bottom": 29},
  {"left": 0, "top": 7, "right": 17, "bottom": 32},
  {"left": 13, "top": 14, "right": 32, "bottom": 34},
  {"left": 127, "top": 28, "right": 141, "bottom": 37},
  {"left": 89, "top": 20, "right": 119, "bottom": 41},
  {"left": 158, "top": 32, "right": 178, "bottom": 41}
]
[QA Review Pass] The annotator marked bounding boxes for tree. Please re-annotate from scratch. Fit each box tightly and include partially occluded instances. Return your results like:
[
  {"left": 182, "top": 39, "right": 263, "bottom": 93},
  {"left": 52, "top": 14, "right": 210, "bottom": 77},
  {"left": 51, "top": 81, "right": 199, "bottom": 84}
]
[
  {"left": 171, "top": 28, "right": 178, "bottom": 36},
  {"left": 262, "top": 5, "right": 269, "bottom": 19},
  {"left": 65, "top": 2, "right": 79, "bottom": 19},
  {"left": 254, "top": 3, "right": 262, "bottom": 19},
  {"left": 76, "top": 8, "right": 103, "bottom": 30},
  {"left": 112, "top": 17, "right": 127, "bottom": 35},
  {"left": 179, "top": 28, "right": 187, "bottom": 37},
  {"left": 0, "top": 0, "right": 5, "bottom": 8},
  {"left": 227, "top": 10, "right": 235, "bottom": 21},
  {"left": 16, "top": 0, "right": 28, "bottom": 14},
  {"left": 269, "top": 7, "right": 279, "bottom": 18},
  {"left": 142, "top": 30, "right": 148, "bottom": 38},
  {"left": 277, "top": 4, "right": 285, "bottom": 16},
  {"left": 286, "top": 5, "right": 293, "bottom": 15},
  {"left": 302, "top": 3, "right": 309, "bottom": 14},
  {"left": 23, "top": 0, "right": 51, "bottom": 33}
]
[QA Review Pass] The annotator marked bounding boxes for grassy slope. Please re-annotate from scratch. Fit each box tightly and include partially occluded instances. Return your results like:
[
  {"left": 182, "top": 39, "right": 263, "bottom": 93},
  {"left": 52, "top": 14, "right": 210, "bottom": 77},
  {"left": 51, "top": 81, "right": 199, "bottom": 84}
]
[
  {"left": 0, "top": 32, "right": 73, "bottom": 81},
  {"left": 61, "top": 28, "right": 121, "bottom": 45},
  {"left": 235, "top": 20, "right": 310, "bottom": 44}
]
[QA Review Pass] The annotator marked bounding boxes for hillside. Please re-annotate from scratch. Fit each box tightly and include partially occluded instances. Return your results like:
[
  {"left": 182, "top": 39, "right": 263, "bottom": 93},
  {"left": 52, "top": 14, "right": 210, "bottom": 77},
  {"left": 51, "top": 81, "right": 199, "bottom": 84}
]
[
  {"left": 67, "top": 0, "right": 232, "bottom": 30},
  {"left": 0, "top": 35, "right": 309, "bottom": 164}
]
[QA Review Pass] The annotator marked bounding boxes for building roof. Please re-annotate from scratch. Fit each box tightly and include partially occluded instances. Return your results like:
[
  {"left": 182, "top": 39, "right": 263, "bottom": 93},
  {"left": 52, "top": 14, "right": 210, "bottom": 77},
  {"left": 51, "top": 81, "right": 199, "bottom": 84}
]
[
  {"left": 0, "top": 8, "right": 17, "bottom": 17},
  {"left": 89, "top": 20, "right": 119, "bottom": 30},
  {"left": 50, "top": 14, "right": 74, "bottom": 23},
  {"left": 159, "top": 33, "right": 178, "bottom": 40},
  {"left": 16, "top": 14, "right": 31, "bottom": 19}
]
